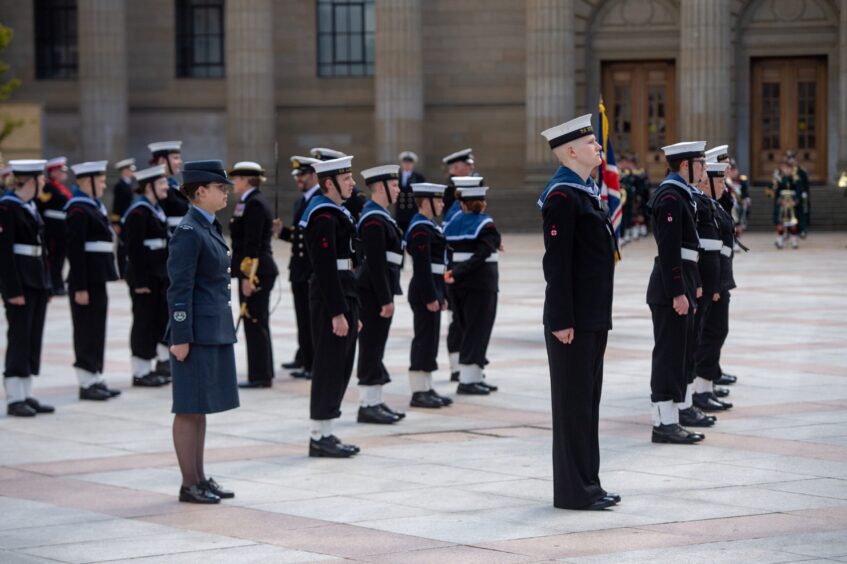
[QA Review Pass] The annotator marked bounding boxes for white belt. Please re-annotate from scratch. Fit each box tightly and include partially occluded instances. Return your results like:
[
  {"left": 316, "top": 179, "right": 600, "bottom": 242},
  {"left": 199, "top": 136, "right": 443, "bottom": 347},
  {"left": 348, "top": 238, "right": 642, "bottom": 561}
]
[
  {"left": 452, "top": 251, "right": 499, "bottom": 263},
  {"left": 431, "top": 263, "right": 446, "bottom": 275},
  {"left": 336, "top": 258, "right": 353, "bottom": 271},
  {"left": 681, "top": 248, "right": 699, "bottom": 262},
  {"left": 699, "top": 238, "right": 723, "bottom": 252},
  {"left": 13, "top": 244, "right": 42, "bottom": 257},
  {"left": 143, "top": 238, "right": 167, "bottom": 250},
  {"left": 720, "top": 245, "right": 732, "bottom": 257},
  {"left": 386, "top": 251, "right": 403, "bottom": 265},
  {"left": 85, "top": 241, "right": 113, "bottom": 253},
  {"left": 43, "top": 209, "right": 67, "bottom": 220},
  {"left": 167, "top": 216, "right": 184, "bottom": 227}
]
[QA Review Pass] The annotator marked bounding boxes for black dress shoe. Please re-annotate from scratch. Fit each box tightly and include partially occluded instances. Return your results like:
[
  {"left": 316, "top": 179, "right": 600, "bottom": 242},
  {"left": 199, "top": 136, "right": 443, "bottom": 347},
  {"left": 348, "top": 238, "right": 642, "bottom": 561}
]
[
  {"left": 716, "top": 372, "right": 737, "bottom": 386},
  {"left": 450, "top": 371, "right": 460, "bottom": 382},
  {"left": 479, "top": 380, "right": 498, "bottom": 392},
  {"left": 652, "top": 423, "right": 704, "bottom": 444},
  {"left": 679, "top": 406, "right": 716, "bottom": 427},
  {"left": 238, "top": 380, "right": 272, "bottom": 389},
  {"left": 379, "top": 403, "right": 405, "bottom": 419},
  {"left": 200, "top": 477, "right": 234, "bottom": 499},
  {"left": 327, "top": 435, "right": 360, "bottom": 454},
  {"left": 427, "top": 389, "right": 453, "bottom": 406},
  {"left": 25, "top": 398, "right": 55, "bottom": 414},
  {"left": 7, "top": 401, "right": 37, "bottom": 417},
  {"left": 309, "top": 436, "right": 357, "bottom": 458},
  {"left": 79, "top": 386, "right": 112, "bottom": 401},
  {"left": 457, "top": 382, "right": 490, "bottom": 395},
  {"left": 290, "top": 370, "right": 311, "bottom": 380},
  {"left": 605, "top": 492, "right": 622, "bottom": 503},
  {"left": 410, "top": 391, "right": 444, "bottom": 408},
  {"left": 357, "top": 405, "right": 400, "bottom": 424},
  {"left": 282, "top": 360, "right": 303, "bottom": 370},
  {"left": 179, "top": 484, "right": 220, "bottom": 504},
  {"left": 693, "top": 392, "right": 732, "bottom": 412},
  {"left": 713, "top": 386, "right": 730, "bottom": 398},
  {"left": 93, "top": 382, "right": 122, "bottom": 398},
  {"left": 154, "top": 360, "right": 171, "bottom": 376},
  {"left": 133, "top": 373, "right": 169, "bottom": 387},
  {"left": 579, "top": 496, "right": 617, "bottom": 510}
]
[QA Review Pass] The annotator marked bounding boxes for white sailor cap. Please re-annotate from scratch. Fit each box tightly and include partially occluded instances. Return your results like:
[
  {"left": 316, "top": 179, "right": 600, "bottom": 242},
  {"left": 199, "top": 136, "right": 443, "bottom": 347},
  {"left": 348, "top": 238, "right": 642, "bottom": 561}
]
[
  {"left": 451, "top": 176, "right": 484, "bottom": 188},
  {"left": 398, "top": 151, "right": 418, "bottom": 163},
  {"left": 45, "top": 157, "right": 68, "bottom": 171},
  {"left": 705, "top": 145, "right": 730, "bottom": 163},
  {"left": 114, "top": 158, "right": 136, "bottom": 171},
  {"left": 706, "top": 162, "right": 729, "bottom": 177},
  {"left": 442, "top": 148, "right": 473, "bottom": 165},
  {"left": 457, "top": 186, "right": 489, "bottom": 200},
  {"left": 148, "top": 141, "right": 182, "bottom": 155},
  {"left": 71, "top": 161, "right": 109, "bottom": 177},
  {"left": 313, "top": 156, "right": 354, "bottom": 179},
  {"left": 290, "top": 156, "right": 320, "bottom": 173},
  {"left": 310, "top": 147, "right": 347, "bottom": 161},
  {"left": 229, "top": 161, "right": 265, "bottom": 176},
  {"left": 361, "top": 164, "right": 400, "bottom": 184},
  {"left": 661, "top": 141, "right": 706, "bottom": 160},
  {"left": 9, "top": 159, "right": 47, "bottom": 175},
  {"left": 411, "top": 183, "right": 446, "bottom": 197},
  {"left": 541, "top": 114, "right": 594, "bottom": 149},
  {"left": 134, "top": 164, "right": 167, "bottom": 183}
]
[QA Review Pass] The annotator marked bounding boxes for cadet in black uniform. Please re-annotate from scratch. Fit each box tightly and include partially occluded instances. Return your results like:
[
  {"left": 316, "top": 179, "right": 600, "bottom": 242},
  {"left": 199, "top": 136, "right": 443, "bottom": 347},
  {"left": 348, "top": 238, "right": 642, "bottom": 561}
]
[
  {"left": 646, "top": 142, "right": 705, "bottom": 444},
  {"left": 441, "top": 148, "right": 476, "bottom": 212},
  {"left": 37, "top": 157, "right": 73, "bottom": 296},
  {"left": 111, "top": 158, "right": 136, "bottom": 279},
  {"left": 405, "top": 183, "right": 452, "bottom": 409},
  {"left": 122, "top": 164, "right": 171, "bottom": 388},
  {"left": 277, "top": 156, "right": 322, "bottom": 379},
  {"left": 443, "top": 184, "right": 500, "bottom": 395},
  {"left": 355, "top": 165, "right": 405, "bottom": 425},
  {"left": 299, "top": 156, "right": 361, "bottom": 458},
  {"left": 65, "top": 161, "right": 121, "bottom": 401},
  {"left": 229, "top": 161, "right": 279, "bottom": 388},
  {"left": 148, "top": 141, "right": 188, "bottom": 233},
  {"left": 394, "top": 151, "right": 426, "bottom": 233},
  {"left": 1, "top": 160, "right": 55, "bottom": 417},
  {"left": 538, "top": 115, "right": 619, "bottom": 510},
  {"left": 311, "top": 147, "right": 366, "bottom": 221}
]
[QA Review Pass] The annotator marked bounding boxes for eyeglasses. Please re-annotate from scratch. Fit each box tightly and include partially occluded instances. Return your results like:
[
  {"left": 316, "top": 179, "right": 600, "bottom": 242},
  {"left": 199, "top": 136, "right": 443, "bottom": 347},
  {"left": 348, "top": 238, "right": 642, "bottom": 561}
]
[{"left": 207, "top": 183, "right": 231, "bottom": 193}]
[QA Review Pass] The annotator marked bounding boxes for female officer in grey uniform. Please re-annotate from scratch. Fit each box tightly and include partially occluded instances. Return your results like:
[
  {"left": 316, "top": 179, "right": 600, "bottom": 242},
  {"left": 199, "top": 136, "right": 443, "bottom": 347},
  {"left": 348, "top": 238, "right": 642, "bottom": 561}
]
[{"left": 167, "top": 160, "right": 239, "bottom": 504}]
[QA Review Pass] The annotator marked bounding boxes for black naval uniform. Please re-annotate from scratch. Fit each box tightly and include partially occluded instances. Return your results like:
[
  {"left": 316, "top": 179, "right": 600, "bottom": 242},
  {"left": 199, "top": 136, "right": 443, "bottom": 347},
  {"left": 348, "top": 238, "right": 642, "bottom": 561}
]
[
  {"left": 646, "top": 173, "right": 701, "bottom": 406},
  {"left": 161, "top": 177, "right": 191, "bottom": 233},
  {"left": 0, "top": 193, "right": 50, "bottom": 405},
  {"left": 112, "top": 175, "right": 134, "bottom": 278},
  {"left": 66, "top": 191, "right": 119, "bottom": 378},
  {"left": 301, "top": 194, "right": 360, "bottom": 421},
  {"left": 36, "top": 178, "right": 72, "bottom": 294},
  {"left": 356, "top": 201, "right": 403, "bottom": 387},
  {"left": 279, "top": 186, "right": 318, "bottom": 373},
  {"left": 343, "top": 186, "right": 367, "bottom": 221},
  {"left": 406, "top": 213, "right": 447, "bottom": 372},
  {"left": 123, "top": 198, "right": 170, "bottom": 375},
  {"left": 395, "top": 170, "right": 426, "bottom": 233},
  {"left": 538, "top": 166, "right": 617, "bottom": 510},
  {"left": 230, "top": 188, "right": 279, "bottom": 384},
  {"left": 690, "top": 189, "right": 722, "bottom": 385}
]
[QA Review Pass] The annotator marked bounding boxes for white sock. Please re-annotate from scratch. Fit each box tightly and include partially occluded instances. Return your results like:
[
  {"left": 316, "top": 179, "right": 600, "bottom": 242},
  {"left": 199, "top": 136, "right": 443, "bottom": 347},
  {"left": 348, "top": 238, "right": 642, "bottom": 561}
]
[
  {"left": 322, "top": 419, "right": 333, "bottom": 438},
  {"left": 693, "top": 376, "right": 713, "bottom": 394},
  {"left": 425, "top": 372, "right": 433, "bottom": 391},
  {"left": 22, "top": 376, "right": 33, "bottom": 399},
  {"left": 674, "top": 383, "right": 694, "bottom": 411},
  {"left": 4, "top": 377, "right": 26, "bottom": 404},
  {"left": 790, "top": 235, "right": 799, "bottom": 247},
  {"left": 131, "top": 356, "right": 152, "bottom": 377},
  {"left": 310, "top": 419, "right": 323, "bottom": 441},
  {"left": 409, "top": 371, "right": 429, "bottom": 393},
  {"left": 76, "top": 368, "right": 99, "bottom": 389},
  {"left": 449, "top": 352, "right": 460, "bottom": 374},
  {"left": 156, "top": 343, "right": 170, "bottom": 362},
  {"left": 652, "top": 400, "right": 678, "bottom": 426},
  {"left": 358, "top": 385, "right": 381, "bottom": 407},
  {"left": 459, "top": 364, "right": 482, "bottom": 384}
]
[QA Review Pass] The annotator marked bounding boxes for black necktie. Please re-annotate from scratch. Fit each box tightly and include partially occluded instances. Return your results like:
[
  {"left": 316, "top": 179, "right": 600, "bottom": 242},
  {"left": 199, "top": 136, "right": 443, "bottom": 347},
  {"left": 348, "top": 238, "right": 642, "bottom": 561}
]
[{"left": 213, "top": 219, "right": 223, "bottom": 235}]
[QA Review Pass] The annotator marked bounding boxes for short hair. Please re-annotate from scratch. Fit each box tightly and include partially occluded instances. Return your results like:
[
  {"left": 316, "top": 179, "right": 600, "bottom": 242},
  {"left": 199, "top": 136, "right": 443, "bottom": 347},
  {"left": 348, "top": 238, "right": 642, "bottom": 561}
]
[
  {"left": 462, "top": 200, "right": 486, "bottom": 214},
  {"left": 667, "top": 159, "right": 683, "bottom": 172},
  {"left": 248, "top": 176, "right": 264, "bottom": 188},
  {"left": 180, "top": 181, "right": 206, "bottom": 201}
]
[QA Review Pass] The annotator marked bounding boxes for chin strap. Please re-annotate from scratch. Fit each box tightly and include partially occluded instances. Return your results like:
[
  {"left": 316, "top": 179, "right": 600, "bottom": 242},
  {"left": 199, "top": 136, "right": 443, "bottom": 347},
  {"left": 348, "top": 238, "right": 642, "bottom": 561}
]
[
  {"left": 688, "top": 158, "right": 695, "bottom": 185},
  {"left": 382, "top": 180, "right": 393, "bottom": 205},
  {"left": 89, "top": 176, "right": 99, "bottom": 199},
  {"left": 708, "top": 176, "right": 716, "bottom": 199},
  {"left": 330, "top": 176, "right": 345, "bottom": 201}
]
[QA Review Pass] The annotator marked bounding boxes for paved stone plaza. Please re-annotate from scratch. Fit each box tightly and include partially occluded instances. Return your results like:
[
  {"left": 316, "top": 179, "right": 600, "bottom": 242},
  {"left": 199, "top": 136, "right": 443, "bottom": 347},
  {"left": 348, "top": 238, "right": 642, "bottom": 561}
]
[{"left": 1, "top": 232, "right": 846, "bottom": 563}]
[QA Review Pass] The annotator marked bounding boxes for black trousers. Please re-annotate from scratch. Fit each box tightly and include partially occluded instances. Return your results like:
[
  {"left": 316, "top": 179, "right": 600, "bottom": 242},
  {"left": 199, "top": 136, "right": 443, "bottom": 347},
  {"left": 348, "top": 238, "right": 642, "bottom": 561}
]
[
  {"left": 291, "top": 280, "right": 313, "bottom": 370},
  {"left": 309, "top": 289, "right": 359, "bottom": 420},
  {"left": 45, "top": 223, "right": 66, "bottom": 293},
  {"left": 446, "top": 286, "right": 462, "bottom": 354},
  {"left": 649, "top": 304, "right": 692, "bottom": 403},
  {"left": 687, "top": 297, "right": 710, "bottom": 384},
  {"left": 545, "top": 328, "right": 608, "bottom": 509},
  {"left": 695, "top": 290, "right": 730, "bottom": 381},
  {"left": 453, "top": 287, "right": 497, "bottom": 367},
  {"left": 116, "top": 240, "right": 128, "bottom": 279},
  {"left": 129, "top": 277, "right": 168, "bottom": 360},
  {"left": 240, "top": 273, "right": 277, "bottom": 383},
  {"left": 356, "top": 288, "right": 392, "bottom": 386},
  {"left": 4, "top": 288, "right": 49, "bottom": 378},
  {"left": 409, "top": 301, "right": 441, "bottom": 372},
  {"left": 70, "top": 283, "right": 109, "bottom": 374}
]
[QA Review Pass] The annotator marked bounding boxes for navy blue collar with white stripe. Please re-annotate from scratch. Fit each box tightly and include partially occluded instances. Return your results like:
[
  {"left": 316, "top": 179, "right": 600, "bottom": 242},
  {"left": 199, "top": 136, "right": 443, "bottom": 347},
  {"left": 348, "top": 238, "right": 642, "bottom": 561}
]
[
  {"left": 537, "top": 165, "right": 600, "bottom": 209},
  {"left": 64, "top": 188, "right": 109, "bottom": 216},
  {"left": 357, "top": 199, "right": 397, "bottom": 231},
  {"left": 403, "top": 212, "right": 441, "bottom": 244},
  {"left": 121, "top": 196, "right": 167, "bottom": 224},
  {"left": 442, "top": 211, "right": 493, "bottom": 241},
  {"left": 298, "top": 193, "right": 353, "bottom": 229}
]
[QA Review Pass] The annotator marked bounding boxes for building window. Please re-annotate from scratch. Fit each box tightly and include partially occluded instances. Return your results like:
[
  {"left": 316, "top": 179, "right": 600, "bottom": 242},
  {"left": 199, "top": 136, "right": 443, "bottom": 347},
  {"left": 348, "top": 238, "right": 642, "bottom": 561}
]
[
  {"left": 176, "top": 0, "right": 225, "bottom": 78},
  {"left": 34, "top": 0, "right": 78, "bottom": 80},
  {"left": 317, "top": 0, "right": 375, "bottom": 77}
]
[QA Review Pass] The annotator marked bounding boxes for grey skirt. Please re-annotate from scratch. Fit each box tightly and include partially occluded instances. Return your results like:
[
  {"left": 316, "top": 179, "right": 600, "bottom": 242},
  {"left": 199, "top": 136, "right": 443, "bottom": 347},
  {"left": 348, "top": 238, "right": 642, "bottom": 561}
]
[{"left": 171, "top": 344, "right": 240, "bottom": 414}]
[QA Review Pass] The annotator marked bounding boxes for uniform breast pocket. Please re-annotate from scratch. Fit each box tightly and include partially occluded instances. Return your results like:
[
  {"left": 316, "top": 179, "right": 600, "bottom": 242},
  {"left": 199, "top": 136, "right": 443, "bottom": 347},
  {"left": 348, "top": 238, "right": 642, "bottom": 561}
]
[{"left": 193, "top": 304, "right": 236, "bottom": 345}]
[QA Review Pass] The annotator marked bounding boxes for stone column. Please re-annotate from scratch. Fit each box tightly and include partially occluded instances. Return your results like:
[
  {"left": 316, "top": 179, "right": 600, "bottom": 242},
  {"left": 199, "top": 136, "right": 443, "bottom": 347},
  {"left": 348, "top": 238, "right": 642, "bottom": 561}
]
[
  {"left": 525, "top": 0, "right": 575, "bottom": 180},
  {"left": 78, "top": 0, "right": 128, "bottom": 163},
  {"left": 375, "top": 0, "right": 423, "bottom": 164},
  {"left": 226, "top": 0, "right": 275, "bottom": 173},
  {"left": 678, "top": 0, "right": 732, "bottom": 143},
  {"left": 839, "top": 0, "right": 847, "bottom": 173}
]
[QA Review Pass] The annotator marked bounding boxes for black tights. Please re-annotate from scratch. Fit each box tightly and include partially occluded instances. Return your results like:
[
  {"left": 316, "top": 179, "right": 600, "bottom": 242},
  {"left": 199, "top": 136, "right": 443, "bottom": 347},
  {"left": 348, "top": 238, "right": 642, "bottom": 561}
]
[{"left": 173, "top": 414, "right": 207, "bottom": 488}]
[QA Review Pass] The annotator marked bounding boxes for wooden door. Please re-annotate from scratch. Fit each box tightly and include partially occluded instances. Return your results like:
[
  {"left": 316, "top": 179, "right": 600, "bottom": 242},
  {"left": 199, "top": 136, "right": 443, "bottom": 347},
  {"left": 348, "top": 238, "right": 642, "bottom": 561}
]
[
  {"left": 751, "top": 57, "right": 827, "bottom": 183},
  {"left": 602, "top": 61, "right": 676, "bottom": 182}
]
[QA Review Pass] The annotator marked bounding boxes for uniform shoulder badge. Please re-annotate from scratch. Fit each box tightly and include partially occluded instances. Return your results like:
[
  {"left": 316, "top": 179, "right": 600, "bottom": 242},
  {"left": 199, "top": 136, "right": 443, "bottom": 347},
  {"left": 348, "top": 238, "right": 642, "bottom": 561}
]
[
  {"left": 179, "top": 224, "right": 194, "bottom": 230},
  {"left": 173, "top": 311, "right": 187, "bottom": 322}
]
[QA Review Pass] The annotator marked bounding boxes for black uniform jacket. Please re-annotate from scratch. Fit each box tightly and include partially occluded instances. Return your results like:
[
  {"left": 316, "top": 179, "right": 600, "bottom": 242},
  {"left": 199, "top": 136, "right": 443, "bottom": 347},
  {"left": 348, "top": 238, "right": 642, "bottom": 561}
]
[
  {"left": 0, "top": 194, "right": 50, "bottom": 299},
  {"left": 161, "top": 178, "right": 191, "bottom": 230},
  {"left": 279, "top": 186, "right": 318, "bottom": 283},
  {"left": 395, "top": 170, "right": 426, "bottom": 228},
  {"left": 230, "top": 188, "right": 279, "bottom": 283},
  {"left": 356, "top": 201, "right": 403, "bottom": 306},
  {"left": 443, "top": 212, "right": 500, "bottom": 292},
  {"left": 692, "top": 190, "right": 722, "bottom": 296},
  {"left": 122, "top": 198, "right": 169, "bottom": 289},
  {"left": 111, "top": 177, "right": 134, "bottom": 226},
  {"left": 65, "top": 192, "right": 118, "bottom": 291},
  {"left": 404, "top": 213, "right": 446, "bottom": 305},
  {"left": 716, "top": 192, "right": 736, "bottom": 292}
]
